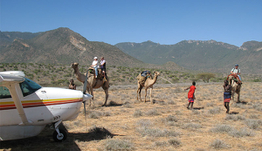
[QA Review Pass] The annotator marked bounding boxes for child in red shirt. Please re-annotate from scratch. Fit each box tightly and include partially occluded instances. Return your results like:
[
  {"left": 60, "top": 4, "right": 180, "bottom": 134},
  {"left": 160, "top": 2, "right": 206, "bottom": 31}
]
[{"left": 184, "top": 81, "right": 196, "bottom": 109}]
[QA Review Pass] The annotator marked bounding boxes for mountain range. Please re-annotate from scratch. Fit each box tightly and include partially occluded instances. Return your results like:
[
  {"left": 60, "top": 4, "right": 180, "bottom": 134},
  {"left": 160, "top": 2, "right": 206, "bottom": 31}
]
[
  {"left": 115, "top": 40, "right": 262, "bottom": 74},
  {"left": 0, "top": 28, "right": 143, "bottom": 67},
  {"left": 1, "top": 28, "right": 261, "bottom": 74}
]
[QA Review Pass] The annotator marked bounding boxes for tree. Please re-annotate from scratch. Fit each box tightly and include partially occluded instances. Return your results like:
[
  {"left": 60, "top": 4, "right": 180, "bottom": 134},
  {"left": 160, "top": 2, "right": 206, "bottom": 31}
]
[{"left": 196, "top": 73, "right": 215, "bottom": 83}]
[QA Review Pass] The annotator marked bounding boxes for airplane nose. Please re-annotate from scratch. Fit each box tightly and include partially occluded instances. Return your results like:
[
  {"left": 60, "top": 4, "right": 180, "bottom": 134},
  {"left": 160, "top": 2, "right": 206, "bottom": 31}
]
[{"left": 83, "top": 93, "right": 92, "bottom": 102}]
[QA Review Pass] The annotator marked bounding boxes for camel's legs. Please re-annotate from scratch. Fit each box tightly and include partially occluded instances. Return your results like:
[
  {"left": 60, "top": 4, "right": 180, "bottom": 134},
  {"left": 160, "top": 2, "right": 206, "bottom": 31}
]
[
  {"left": 136, "top": 84, "right": 139, "bottom": 101},
  {"left": 150, "top": 88, "right": 152, "bottom": 104},
  {"left": 231, "top": 91, "right": 235, "bottom": 102},
  {"left": 86, "top": 87, "right": 91, "bottom": 95},
  {"left": 228, "top": 76, "right": 233, "bottom": 85},
  {"left": 236, "top": 86, "right": 241, "bottom": 103},
  {"left": 237, "top": 92, "right": 240, "bottom": 103},
  {"left": 102, "top": 88, "right": 109, "bottom": 106},
  {"left": 139, "top": 88, "right": 142, "bottom": 102},
  {"left": 89, "top": 88, "right": 94, "bottom": 106},
  {"left": 144, "top": 88, "right": 148, "bottom": 103},
  {"left": 137, "top": 84, "right": 143, "bottom": 102}
]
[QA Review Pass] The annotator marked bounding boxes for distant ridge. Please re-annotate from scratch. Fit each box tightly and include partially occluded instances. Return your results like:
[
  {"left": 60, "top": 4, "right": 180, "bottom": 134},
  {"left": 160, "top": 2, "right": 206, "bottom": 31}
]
[
  {"left": 0, "top": 31, "right": 41, "bottom": 46},
  {"left": 1, "top": 28, "right": 261, "bottom": 74},
  {"left": 115, "top": 40, "right": 262, "bottom": 74}
]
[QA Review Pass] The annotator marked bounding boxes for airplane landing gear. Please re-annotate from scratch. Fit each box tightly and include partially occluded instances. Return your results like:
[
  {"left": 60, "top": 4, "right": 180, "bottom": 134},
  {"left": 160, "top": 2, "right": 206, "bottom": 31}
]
[
  {"left": 52, "top": 120, "right": 67, "bottom": 142},
  {"left": 53, "top": 127, "right": 67, "bottom": 142}
]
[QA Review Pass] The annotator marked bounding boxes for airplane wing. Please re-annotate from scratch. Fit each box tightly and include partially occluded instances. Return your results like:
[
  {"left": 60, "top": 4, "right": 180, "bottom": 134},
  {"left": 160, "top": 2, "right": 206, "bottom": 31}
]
[
  {"left": 0, "top": 71, "right": 31, "bottom": 125},
  {"left": 0, "top": 71, "right": 25, "bottom": 85}
]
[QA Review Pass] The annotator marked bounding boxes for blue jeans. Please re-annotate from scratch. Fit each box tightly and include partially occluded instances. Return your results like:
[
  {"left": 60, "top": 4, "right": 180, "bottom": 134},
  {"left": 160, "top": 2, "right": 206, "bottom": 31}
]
[
  {"left": 94, "top": 67, "right": 98, "bottom": 77},
  {"left": 238, "top": 75, "right": 241, "bottom": 81}
]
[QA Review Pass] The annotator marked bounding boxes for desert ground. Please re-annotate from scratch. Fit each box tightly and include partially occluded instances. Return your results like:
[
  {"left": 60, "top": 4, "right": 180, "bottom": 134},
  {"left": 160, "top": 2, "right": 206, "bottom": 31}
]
[{"left": 0, "top": 82, "right": 262, "bottom": 151}]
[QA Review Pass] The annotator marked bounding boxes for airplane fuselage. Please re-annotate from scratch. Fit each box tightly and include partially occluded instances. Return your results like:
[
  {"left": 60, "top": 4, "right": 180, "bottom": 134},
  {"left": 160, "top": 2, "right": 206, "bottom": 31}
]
[{"left": 0, "top": 71, "right": 91, "bottom": 141}]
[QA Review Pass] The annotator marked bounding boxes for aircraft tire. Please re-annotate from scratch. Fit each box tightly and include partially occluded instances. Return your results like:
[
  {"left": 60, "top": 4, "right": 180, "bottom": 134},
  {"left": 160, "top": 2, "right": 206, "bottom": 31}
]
[{"left": 53, "top": 128, "right": 67, "bottom": 142}]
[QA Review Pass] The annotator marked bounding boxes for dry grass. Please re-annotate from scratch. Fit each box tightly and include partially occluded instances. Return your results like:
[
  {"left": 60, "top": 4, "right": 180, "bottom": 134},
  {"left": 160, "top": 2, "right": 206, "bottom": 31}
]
[{"left": 0, "top": 82, "right": 262, "bottom": 151}]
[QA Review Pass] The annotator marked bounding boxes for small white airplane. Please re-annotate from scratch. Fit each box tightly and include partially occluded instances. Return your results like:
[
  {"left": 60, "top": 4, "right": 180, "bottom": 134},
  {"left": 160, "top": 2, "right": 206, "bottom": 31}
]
[{"left": 0, "top": 71, "right": 92, "bottom": 141}]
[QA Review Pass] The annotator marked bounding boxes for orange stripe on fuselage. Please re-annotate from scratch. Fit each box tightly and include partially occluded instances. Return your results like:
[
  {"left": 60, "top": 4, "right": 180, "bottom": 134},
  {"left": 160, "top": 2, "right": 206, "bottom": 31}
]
[{"left": 0, "top": 98, "right": 82, "bottom": 110}]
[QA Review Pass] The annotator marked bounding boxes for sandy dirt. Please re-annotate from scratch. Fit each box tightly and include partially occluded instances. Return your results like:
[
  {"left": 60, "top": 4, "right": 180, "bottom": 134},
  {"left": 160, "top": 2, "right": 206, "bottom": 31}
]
[{"left": 0, "top": 82, "right": 262, "bottom": 151}]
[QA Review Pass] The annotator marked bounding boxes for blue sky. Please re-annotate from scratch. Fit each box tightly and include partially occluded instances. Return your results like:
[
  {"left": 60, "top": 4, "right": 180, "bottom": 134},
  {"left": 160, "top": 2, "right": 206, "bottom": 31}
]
[{"left": 1, "top": 0, "right": 261, "bottom": 47}]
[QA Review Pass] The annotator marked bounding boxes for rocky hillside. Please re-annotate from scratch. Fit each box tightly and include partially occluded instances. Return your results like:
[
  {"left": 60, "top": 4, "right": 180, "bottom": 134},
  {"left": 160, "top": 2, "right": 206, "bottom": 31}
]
[
  {"left": 0, "top": 28, "right": 144, "bottom": 67},
  {"left": 115, "top": 40, "right": 262, "bottom": 74},
  {"left": 1, "top": 28, "right": 261, "bottom": 74},
  {"left": 0, "top": 31, "right": 41, "bottom": 45}
]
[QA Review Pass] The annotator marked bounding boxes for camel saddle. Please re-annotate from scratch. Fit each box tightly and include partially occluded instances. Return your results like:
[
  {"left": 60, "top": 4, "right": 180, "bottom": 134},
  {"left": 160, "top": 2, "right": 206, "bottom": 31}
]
[
  {"left": 227, "top": 74, "right": 242, "bottom": 85},
  {"left": 137, "top": 71, "right": 152, "bottom": 86},
  {"left": 88, "top": 67, "right": 107, "bottom": 81}
]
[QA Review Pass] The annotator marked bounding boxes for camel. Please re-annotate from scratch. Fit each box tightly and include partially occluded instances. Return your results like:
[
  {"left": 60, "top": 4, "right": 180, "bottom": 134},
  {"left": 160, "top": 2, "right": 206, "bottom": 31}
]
[
  {"left": 136, "top": 71, "right": 160, "bottom": 103},
  {"left": 228, "top": 77, "right": 241, "bottom": 102},
  {"left": 71, "top": 63, "right": 109, "bottom": 106}
]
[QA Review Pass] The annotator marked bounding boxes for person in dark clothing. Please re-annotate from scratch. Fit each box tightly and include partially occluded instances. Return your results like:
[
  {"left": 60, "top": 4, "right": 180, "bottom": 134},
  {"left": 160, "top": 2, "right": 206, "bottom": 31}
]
[
  {"left": 223, "top": 80, "right": 232, "bottom": 113},
  {"left": 100, "top": 57, "right": 107, "bottom": 79},
  {"left": 69, "top": 79, "right": 76, "bottom": 90}
]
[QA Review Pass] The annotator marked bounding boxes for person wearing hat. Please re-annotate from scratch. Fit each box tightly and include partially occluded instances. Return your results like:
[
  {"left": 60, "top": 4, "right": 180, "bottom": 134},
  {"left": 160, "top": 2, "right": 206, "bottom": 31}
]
[
  {"left": 100, "top": 57, "right": 106, "bottom": 76},
  {"left": 91, "top": 57, "right": 99, "bottom": 78},
  {"left": 230, "top": 64, "right": 241, "bottom": 81}
]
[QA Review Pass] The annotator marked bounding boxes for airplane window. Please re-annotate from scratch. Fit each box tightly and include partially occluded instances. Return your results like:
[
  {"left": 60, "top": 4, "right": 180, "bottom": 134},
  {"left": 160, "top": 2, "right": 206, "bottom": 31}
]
[
  {"left": 0, "top": 86, "right": 12, "bottom": 99},
  {"left": 20, "top": 78, "right": 42, "bottom": 97}
]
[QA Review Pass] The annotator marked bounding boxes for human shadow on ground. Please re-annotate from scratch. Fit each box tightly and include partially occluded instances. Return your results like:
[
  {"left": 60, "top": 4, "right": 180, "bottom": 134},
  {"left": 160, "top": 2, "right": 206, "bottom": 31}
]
[
  {"left": 229, "top": 111, "right": 239, "bottom": 114},
  {"left": 106, "top": 100, "right": 123, "bottom": 107},
  {"left": 236, "top": 101, "right": 248, "bottom": 104},
  {"left": 154, "top": 100, "right": 165, "bottom": 104},
  {"left": 70, "top": 126, "right": 123, "bottom": 142},
  {"left": 193, "top": 107, "right": 205, "bottom": 110}
]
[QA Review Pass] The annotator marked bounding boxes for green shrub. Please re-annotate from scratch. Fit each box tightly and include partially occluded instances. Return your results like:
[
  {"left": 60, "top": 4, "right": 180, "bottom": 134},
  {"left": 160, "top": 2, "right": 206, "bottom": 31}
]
[
  {"left": 245, "top": 119, "right": 262, "bottom": 129},
  {"left": 165, "top": 115, "right": 178, "bottom": 122},
  {"left": 154, "top": 141, "right": 168, "bottom": 147},
  {"left": 228, "top": 128, "right": 255, "bottom": 137},
  {"left": 138, "top": 127, "right": 180, "bottom": 137},
  {"left": 210, "top": 124, "right": 233, "bottom": 133},
  {"left": 208, "top": 107, "right": 221, "bottom": 114},
  {"left": 145, "top": 108, "right": 160, "bottom": 116},
  {"left": 88, "top": 111, "right": 102, "bottom": 119},
  {"left": 183, "top": 123, "right": 202, "bottom": 130},
  {"left": 225, "top": 115, "right": 246, "bottom": 121},
  {"left": 210, "top": 139, "right": 228, "bottom": 149},
  {"left": 101, "top": 139, "right": 135, "bottom": 151},
  {"left": 168, "top": 138, "right": 181, "bottom": 147},
  {"left": 133, "top": 109, "right": 142, "bottom": 117},
  {"left": 253, "top": 78, "right": 262, "bottom": 82},
  {"left": 196, "top": 73, "right": 215, "bottom": 83}
]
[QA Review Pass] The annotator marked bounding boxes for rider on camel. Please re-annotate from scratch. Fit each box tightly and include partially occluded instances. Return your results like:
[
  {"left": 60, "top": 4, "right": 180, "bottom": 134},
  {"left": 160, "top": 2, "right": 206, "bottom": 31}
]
[
  {"left": 91, "top": 57, "right": 99, "bottom": 78},
  {"left": 228, "top": 64, "right": 242, "bottom": 84}
]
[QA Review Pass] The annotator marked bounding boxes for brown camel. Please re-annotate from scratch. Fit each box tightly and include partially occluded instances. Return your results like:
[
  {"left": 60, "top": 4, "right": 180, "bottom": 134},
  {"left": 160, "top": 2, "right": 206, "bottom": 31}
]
[
  {"left": 137, "top": 71, "right": 160, "bottom": 103},
  {"left": 230, "top": 78, "right": 241, "bottom": 103},
  {"left": 71, "top": 63, "right": 109, "bottom": 106}
]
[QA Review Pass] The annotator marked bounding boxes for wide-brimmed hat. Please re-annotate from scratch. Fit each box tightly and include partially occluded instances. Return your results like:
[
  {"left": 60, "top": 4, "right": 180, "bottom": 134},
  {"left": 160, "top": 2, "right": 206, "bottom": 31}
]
[
  {"left": 94, "top": 57, "right": 98, "bottom": 59},
  {"left": 235, "top": 64, "right": 239, "bottom": 66}
]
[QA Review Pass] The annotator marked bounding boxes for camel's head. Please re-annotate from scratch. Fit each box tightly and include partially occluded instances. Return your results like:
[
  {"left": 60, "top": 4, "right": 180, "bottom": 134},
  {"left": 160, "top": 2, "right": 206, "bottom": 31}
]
[
  {"left": 71, "top": 62, "right": 79, "bottom": 69},
  {"left": 154, "top": 71, "right": 160, "bottom": 76}
]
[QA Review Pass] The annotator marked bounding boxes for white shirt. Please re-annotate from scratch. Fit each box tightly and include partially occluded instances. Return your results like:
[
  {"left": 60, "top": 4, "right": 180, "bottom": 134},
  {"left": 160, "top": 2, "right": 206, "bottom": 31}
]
[
  {"left": 231, "top": 68, "right": 240, "bottom": 74},
  {"left": 100, "top": 60, "right": 106, "bottom": 66},
  {"left": 92, "top": 60, "right": 99, "bottom": 68}
]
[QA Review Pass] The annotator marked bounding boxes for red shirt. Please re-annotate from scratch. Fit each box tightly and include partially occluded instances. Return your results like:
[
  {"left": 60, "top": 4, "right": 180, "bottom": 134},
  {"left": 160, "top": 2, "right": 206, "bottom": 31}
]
[{"left": 188, "top": 85, "right": 196, "bottom": 99}]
